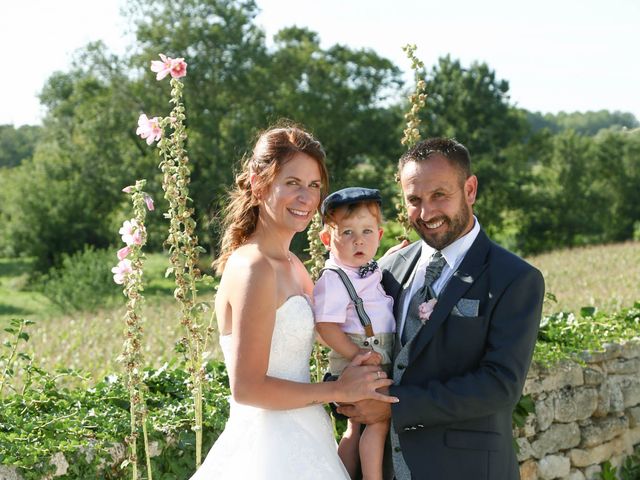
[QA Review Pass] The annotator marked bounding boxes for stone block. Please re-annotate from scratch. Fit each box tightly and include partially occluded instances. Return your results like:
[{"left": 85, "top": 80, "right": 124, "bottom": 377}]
[
  {"left": 562, "top": 470, "right": 586, "bottom": 480},
  {"left": 608, "top": 379, "right": 625, "bottom": 413},
  {"left": 583, "top": 367, "right": 604, "bottom": 386},
  {"left": 580, "top": 415, "right": 629, "bottom": 448},
  {"left": 520, "top": 459, "right": 539, "bottom": 480},
  {"left": 517, "top": 437, "right": 535, "bottom": 462},
  {"left": 583, "top": 464, "right": 601, "bottom": 480},
  {"left": 593, "top": 382, "right": 611, "bottom": 417},
  {"left": 579, "top": 343, "right": 621, "bottom": 363},
  {"left": 621, "top": 378, "right": 640, "bottom": 408},
  {"left": 554, "top": 387, "right": 598, "bottom": 423},
  {"left": 627, "top": 406, "right": 640, "bottom": 428},
  {"left": 539, "top": 454, "right": 571, "bottom": 479},
  {"left": 605, "top": 357, "right": 640, "bottom": 375},
  {"left": 536, "top": 393, "right": 556, "bottom": 432},
  {"left": 0, "top": 465, "right": 20, "bottom": 480},
  {"left": 569, "top": 434, "right": 631, "bottom": 467},
  {"left": 620, "top": 339, "right": 640, "bottom": 359},
  {"left": 49, "top": 452, "right": 69, "bottom": 477},
  {"left": 526, "top": 361, "right": 584, "bottom": 395},
  {"left": 626, "top": 425, "right": 640, "bottom": 446},
  {"left": 532, "top": 422, "right": 581, "bottom": 458}
]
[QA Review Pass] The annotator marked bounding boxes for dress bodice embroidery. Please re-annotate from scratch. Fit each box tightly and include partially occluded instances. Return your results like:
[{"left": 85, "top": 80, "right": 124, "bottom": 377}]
[{"left": 219, "top": 295, "right": 315, "bottom": 384}]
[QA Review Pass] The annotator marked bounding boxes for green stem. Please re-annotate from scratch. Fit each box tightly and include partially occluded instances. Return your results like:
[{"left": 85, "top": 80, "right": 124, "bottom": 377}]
[
  {"left": 142, "top": 396, "right": 153, "bottom": 480},
  {"left": 0, "top": 320, "right": 24, "bottom": 398},
  {"left": 129, "top": 392, "right": 138, "bottom": 480}
]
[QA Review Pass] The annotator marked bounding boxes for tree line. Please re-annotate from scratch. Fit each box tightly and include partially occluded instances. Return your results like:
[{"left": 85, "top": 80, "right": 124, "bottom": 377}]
[{"left": 0, "top": 0, "right": 638, "bottom": 272}]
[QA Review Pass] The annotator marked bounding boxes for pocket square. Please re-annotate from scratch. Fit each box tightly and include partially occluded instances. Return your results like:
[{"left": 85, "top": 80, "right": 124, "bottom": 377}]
[{"left": 451, "top": 298, "right": 480, "bottom": 317}]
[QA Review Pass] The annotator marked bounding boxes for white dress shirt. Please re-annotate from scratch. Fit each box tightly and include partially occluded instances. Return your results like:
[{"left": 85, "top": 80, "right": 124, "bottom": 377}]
[{"left": 398, "top": 217, "right": 481, "bottom": 336}]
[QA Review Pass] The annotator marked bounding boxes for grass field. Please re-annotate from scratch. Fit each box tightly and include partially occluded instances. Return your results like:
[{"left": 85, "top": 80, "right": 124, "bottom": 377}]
[
  {"left": 0, "top": 254, "right": 220, "bottom": 383},
  {"left": 1, "top": 241, "right": 639, "bottom": 382},
  {"left": 527, "top": 241, "right": 640, "bottom": 315}
]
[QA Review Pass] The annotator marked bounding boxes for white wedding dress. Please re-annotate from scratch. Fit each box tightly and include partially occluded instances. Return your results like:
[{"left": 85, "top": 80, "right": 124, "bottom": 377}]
[{"left": 191, "top": 295, "right": 350, "bottom": 479}]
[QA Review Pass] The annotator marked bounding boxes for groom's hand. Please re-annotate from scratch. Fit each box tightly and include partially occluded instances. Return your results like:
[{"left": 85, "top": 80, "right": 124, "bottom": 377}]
[{"left": 336, "top": 390, "right": 392, "bottom": 424}]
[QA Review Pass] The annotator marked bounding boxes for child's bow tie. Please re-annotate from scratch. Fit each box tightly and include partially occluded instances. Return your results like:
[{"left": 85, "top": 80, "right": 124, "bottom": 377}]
[{"left": 358, "top": 260, "right": 378, "bottom": 278}]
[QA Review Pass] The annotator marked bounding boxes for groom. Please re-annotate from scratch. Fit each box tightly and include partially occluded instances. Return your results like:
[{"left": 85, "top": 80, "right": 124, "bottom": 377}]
[{"left": 338, "top": 138, "right": 545, "bottom": 479}]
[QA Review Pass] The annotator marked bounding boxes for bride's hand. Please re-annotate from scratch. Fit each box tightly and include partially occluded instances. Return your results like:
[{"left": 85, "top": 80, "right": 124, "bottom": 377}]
[{"left": 334, "top": 351, "right": 398, "bottom": 404}]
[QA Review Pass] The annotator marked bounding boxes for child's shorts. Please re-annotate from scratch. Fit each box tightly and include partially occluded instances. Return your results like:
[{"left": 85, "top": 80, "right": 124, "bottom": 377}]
[{"left": 328, "top": 332, "right": 394, "bottom": 376}]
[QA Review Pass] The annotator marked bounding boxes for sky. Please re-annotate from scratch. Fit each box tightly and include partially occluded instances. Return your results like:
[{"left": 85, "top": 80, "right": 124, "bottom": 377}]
[{"left": 1, "top": 0, "right": 638, "bottom": 127}]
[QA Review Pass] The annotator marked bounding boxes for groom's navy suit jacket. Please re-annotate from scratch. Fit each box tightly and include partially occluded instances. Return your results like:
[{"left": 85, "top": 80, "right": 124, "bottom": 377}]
[{"left": 380, "top": 230, "right": 544, "bottom": 480}]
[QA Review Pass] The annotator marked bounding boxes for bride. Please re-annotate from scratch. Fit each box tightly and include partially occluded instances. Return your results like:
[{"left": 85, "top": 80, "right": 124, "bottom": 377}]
[{"left": 191, "top": 125, "right": 397, "bottom": 479}]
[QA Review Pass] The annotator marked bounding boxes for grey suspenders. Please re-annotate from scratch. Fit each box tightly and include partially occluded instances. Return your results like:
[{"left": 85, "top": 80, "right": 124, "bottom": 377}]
[{"left": 320, "top": 267, "right": 375, "bottom": 338}]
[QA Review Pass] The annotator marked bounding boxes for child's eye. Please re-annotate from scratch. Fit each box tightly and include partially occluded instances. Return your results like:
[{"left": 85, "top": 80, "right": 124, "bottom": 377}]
[
  {"left": 342, "top": 229, "right": 352, "bottom": 236},
  {"left": 363, "top": 229, "right": 373, "bottom": 234}
]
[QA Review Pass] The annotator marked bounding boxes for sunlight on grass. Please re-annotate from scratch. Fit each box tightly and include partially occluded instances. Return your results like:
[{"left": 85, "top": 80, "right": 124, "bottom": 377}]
[
  {"left": 527, "top": 241, "right": 640, "bottom": 315},
  {"left": 0, "top": 253, "right": 221, "bottom": 383}
]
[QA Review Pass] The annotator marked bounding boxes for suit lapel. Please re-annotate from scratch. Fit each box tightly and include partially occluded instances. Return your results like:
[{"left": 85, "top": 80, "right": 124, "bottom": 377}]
[
  {"left": 388, "top": 242, "right": 422, "bottom": 320},
  {"left": 408, "top": 230, "right": 491, "bottom": 364}
]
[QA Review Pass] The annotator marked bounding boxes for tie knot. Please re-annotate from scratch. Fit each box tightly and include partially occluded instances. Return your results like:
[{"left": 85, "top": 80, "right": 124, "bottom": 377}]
[{"left": 424, "top": 251, "right": 446, "bottom": 287}]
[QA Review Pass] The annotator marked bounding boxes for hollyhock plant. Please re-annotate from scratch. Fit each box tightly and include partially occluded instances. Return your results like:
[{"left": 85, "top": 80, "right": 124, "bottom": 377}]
[
  {"left": 143, "top": 194, "right": 155, "bottom": 211},
  {"left": 116, "top": 179, "right": 154, "bottom": 480},
  {"left": 112, "top": 259, "right": 133, "bottom": 285},
  {"left": 117, "top": 246, "right": 132, "bottom": 261},
  {"left": 418, "top": 298, "right": 437, "bottom": 323},
  {"left": 119, "top": 219, "right": 144, "bottom": 246},
  {"left": 136, "top": 114, "right": 162, "bottom": 145},
  {"left": 150, "top": 53, "right": 187, "bottom": 80}
]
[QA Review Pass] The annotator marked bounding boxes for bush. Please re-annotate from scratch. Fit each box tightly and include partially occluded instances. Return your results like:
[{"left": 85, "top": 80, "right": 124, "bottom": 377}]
[
  {"left": 35, "top": 246, "right": 121, "bottom": 313},
  {"left": 0, "top": 359, "right": 230, "bottom": 479}
]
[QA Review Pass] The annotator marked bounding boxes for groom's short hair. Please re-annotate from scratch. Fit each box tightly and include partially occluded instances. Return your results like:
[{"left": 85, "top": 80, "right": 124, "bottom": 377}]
[{"left": 398, "top": 137, "right": 472, "bottom": 181}]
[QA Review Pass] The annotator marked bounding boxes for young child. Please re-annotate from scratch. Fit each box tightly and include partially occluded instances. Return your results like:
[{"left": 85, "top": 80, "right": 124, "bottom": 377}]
[{"left": 313, "top": 187, "right": 395, "bottom": 480}]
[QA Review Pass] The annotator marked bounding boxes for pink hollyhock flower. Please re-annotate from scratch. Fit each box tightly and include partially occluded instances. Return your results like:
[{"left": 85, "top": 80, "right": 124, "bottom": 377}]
[
  {"left": 117, "top": 246, "right": 131, "bottom": 261},
  {"left": 418, "top": 298, "right": 437, "bottom": 323},
  {"left": 122, "top": 185, "right": 134, "bottom": 193},
  {"left": 136, "top": 114, "right": 162, "bottom": 145},
  {"left": 150, "top": 54, "right": 187, "bottom": 80},
  {"left": 150, "top": 53, "right": 173, "bottom": 80},
  {"left": 112, "top": 259, "right": 133, "bottom": 285},
  {"left": 169, "top": 57, "right": 187, "bottom": 78},
  {"left": 143, "top": 194, "right": 155, "bottom": 211},
  {"left": 119, "top": 219, "right": 144, "bottom": 246}
]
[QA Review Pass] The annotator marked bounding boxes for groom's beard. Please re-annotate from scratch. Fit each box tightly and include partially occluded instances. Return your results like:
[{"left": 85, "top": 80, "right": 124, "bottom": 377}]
[{"left": 412, "top": 200, "right": 472, "bottom": 251}]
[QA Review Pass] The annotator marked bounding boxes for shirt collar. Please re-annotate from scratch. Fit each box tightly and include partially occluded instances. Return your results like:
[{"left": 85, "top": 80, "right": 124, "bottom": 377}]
[
  {"left": 327, "top": 253, "right": 360, "bottom": 274},
  {"left": 419, "top": 216, "right": 480, "bottom": 269}
]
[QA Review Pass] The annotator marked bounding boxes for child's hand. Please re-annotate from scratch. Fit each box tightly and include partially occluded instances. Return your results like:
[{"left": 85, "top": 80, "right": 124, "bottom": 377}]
[{"left": 360, "top": 349, "right": 382, "bottom": 366}]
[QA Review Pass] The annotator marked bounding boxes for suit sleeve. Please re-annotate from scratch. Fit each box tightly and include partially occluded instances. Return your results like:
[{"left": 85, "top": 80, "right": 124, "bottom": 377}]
[{"left": 389, "top": 267, "right": 544, "bottom": 430}]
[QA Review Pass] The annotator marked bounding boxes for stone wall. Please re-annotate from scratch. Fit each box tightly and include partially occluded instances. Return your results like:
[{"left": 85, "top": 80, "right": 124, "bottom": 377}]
[{"left": 518, "top": 340, "right": 640, "bottom": 480}]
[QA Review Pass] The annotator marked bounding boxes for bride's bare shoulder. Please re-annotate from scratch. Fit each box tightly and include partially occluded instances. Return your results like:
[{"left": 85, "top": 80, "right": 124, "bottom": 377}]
[{"left": 219, "top": 245, "right": 276, "bottom": 293}]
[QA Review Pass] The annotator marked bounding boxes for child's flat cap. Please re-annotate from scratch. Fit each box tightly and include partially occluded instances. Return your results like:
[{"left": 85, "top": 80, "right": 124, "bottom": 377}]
[{"left": 320, "top": 187, "right": 382, "bottom": 217}]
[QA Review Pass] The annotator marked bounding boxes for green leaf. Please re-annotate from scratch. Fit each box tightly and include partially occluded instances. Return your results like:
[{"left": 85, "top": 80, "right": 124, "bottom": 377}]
[{"left": 580, "top": 306, "right": 597, "bottom": 318}]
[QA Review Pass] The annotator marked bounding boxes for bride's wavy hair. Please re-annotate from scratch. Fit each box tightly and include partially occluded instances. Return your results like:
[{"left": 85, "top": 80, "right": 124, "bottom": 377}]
[{"left": 213, "top": 123, "right": 328, "bottom": 275}]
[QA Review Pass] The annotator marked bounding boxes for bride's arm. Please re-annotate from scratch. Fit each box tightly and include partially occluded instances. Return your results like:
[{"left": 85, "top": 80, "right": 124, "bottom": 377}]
[{"left": 226, "top": 256, "right": 396, "bottom": 410}]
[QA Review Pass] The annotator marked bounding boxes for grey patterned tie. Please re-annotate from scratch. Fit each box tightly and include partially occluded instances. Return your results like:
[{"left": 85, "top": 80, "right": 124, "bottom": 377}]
[{"left": 401, "top": 251, "right": 446, "bottom": 345}]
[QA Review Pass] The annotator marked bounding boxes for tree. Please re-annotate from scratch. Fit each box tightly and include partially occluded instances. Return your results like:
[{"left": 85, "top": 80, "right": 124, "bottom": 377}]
[
  {"left": 0, "top": 124, "right": 42, "bottom": 168},
  {"left": 418, "top": 55, "right": 529, "bottom": 234}
]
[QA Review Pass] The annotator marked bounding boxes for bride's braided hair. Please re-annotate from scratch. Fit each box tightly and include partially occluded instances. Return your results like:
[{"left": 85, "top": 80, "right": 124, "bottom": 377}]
[{"left": 213, "top": 124, "right": 328, "bottom": 275}]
